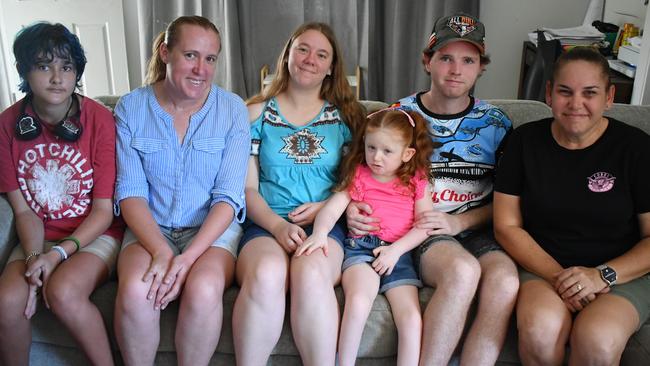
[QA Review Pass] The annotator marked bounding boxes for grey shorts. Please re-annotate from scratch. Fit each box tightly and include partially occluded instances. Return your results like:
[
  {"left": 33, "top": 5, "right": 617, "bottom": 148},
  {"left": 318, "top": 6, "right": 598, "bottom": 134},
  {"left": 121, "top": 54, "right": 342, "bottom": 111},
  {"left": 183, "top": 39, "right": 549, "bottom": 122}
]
[
  {"left": 122, "top": 220, "right": 242, "bottom": 259},
  {"left": 414, "top": 228, "right": 503, "bottom": 271},
  {"left": 8, "top": 234, "right": 120, "bottom": 275},
  {"left": 519, "top": 268, "right": 650, "bottom": 330}
]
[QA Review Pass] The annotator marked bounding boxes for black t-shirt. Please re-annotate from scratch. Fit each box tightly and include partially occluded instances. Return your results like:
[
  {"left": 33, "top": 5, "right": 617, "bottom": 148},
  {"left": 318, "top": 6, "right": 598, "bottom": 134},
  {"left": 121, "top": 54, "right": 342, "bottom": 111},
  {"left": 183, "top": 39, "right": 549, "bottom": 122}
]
[{"left": 495, "top": 117, "right": 650, "bottom": 267}]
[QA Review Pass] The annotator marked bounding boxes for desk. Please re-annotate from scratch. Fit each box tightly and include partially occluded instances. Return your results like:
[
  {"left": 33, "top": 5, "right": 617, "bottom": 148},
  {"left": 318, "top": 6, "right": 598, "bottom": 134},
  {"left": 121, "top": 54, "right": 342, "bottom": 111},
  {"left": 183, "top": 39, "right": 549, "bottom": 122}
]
[{"left": 518, "top": 41, "right": 634, "bottom": 103}]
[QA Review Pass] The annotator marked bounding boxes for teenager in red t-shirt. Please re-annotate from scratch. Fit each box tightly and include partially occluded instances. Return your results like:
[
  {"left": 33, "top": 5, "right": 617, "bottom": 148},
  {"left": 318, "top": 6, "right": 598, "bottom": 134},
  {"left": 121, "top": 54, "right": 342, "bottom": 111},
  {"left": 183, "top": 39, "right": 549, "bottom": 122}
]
[{"left": 0, "top": 22, "right": 123, "bottom": 366}]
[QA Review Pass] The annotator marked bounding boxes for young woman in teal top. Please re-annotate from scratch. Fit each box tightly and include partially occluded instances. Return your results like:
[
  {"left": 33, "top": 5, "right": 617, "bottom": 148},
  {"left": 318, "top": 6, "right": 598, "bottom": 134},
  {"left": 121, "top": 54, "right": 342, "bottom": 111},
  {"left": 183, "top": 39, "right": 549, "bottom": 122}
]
[{"left": 233, "top": 22, "right": 364, "bottom": 366}]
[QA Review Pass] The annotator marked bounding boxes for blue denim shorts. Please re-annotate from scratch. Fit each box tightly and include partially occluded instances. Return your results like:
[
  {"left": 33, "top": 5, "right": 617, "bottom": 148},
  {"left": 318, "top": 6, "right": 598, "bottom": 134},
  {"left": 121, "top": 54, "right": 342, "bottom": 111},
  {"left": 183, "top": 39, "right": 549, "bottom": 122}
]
[
  {"left": 238, "top": 221, "right": 347, "bottom": 254},
  {"left": 342, "top": 235, "right": 422, "bottom": 293},
  {"left": 122, "top": 220, "right": 242, "bottom": 258}
]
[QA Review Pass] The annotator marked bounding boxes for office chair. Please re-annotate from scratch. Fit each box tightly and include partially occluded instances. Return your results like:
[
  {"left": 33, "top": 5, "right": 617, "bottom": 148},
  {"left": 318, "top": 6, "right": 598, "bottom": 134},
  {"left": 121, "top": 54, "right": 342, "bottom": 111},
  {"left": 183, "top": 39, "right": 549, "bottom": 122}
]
[{"left": 522, "top": 30, "right": 561, "bottom": 101}]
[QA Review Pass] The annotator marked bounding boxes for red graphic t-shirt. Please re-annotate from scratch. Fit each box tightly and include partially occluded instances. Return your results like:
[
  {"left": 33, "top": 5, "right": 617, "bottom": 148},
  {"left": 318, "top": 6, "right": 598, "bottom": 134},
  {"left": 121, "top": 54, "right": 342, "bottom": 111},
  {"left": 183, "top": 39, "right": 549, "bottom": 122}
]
[{"left": 0, "top": 96, "right": 123, "bottom": 240}]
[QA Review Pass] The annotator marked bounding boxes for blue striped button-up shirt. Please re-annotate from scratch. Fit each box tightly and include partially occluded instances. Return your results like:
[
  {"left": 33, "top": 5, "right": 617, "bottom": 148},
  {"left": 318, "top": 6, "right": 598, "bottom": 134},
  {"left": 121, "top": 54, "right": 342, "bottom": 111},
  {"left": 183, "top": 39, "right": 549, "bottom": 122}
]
[{"left": 114, "top": 85, "right": 249, "bottom": 228}]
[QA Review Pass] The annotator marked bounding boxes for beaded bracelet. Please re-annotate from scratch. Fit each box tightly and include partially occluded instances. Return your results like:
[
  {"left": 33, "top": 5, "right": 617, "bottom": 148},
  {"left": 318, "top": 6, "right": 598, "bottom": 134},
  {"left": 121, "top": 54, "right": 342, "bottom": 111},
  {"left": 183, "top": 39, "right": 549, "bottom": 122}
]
[
  {"left": 51, "top": 245, "right": 68, "bottom": 261},
  {"left": 59, "top": 236, "right": 81, "bottom": 253},
  {"left": 24, "top": 251, "right": 40, "bottom": 265}
]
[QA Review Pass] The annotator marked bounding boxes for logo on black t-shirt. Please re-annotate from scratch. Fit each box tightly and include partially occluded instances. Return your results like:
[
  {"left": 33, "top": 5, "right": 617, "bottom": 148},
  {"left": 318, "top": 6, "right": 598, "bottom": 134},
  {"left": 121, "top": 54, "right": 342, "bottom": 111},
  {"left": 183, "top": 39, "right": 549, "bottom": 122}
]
[{"left": 587, "top": 172, "right": 616, "bottom": 193}]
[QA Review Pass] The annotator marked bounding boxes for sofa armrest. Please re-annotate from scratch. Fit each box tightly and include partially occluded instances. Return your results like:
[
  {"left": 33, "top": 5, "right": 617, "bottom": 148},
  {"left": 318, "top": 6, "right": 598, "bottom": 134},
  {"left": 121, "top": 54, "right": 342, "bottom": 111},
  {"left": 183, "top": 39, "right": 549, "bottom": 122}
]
[{"left": 0, "top": 194, "right": 17, "bottom": 270}]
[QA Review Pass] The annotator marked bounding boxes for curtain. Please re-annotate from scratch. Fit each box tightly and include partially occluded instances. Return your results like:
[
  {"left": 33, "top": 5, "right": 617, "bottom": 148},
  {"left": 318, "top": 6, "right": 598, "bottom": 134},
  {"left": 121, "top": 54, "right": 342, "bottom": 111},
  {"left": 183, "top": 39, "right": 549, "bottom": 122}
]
[
  {"left": 366, "top": 0, "right": 479, "bottom": 102},
  {"left": 131, "top": 0, "right": 477, "bottom": 101}
]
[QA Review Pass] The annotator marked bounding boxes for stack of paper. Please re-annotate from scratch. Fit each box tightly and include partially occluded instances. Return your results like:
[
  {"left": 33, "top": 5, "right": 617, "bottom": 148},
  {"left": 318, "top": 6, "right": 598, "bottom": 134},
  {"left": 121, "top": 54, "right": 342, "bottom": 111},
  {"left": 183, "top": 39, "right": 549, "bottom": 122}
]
[{"left": 528, "top": 25, "right": 605, "bottom": 46}]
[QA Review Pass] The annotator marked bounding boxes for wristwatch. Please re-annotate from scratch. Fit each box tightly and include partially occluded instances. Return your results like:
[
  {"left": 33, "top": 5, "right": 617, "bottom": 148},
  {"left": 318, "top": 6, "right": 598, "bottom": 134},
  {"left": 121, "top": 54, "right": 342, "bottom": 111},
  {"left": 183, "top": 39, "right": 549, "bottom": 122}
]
[{"left": 596, "top": 264, "right": 617, "bottom": 287}]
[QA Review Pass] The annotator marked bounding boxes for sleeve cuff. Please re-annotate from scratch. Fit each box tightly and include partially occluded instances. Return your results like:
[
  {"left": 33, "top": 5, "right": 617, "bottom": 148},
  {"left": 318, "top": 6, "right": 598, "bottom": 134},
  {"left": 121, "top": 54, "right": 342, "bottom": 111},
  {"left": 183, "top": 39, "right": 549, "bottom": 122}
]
[
  {"left": 113, "top": 187, "right": 149, "bottom": 216},
  {"left": 211, "top": 192, "right": 246, "bottom": 223}
]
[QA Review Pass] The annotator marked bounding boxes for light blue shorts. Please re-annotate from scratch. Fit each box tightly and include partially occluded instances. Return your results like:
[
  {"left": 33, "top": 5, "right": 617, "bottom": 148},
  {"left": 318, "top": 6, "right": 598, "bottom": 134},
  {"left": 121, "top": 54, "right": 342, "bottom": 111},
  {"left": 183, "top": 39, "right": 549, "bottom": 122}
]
[{"left": 122, "top": 220, "right": 242, "bottom": 258}]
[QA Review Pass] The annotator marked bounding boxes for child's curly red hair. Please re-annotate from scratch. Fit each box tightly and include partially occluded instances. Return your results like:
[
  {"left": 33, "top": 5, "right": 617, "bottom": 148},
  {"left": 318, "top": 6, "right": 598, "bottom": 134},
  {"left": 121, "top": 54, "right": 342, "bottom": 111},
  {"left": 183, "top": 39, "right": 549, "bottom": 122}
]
[{"left": 335, "top": 109, "right": 435, "bottom": 193}]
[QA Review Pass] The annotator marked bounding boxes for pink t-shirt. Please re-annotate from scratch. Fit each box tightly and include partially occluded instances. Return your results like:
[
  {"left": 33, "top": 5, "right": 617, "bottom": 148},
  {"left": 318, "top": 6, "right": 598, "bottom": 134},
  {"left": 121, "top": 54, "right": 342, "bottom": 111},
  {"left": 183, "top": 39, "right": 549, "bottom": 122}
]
[
  {"left": 0, "top": 96, "right": 124, "bottom": 240},
  {"left": 348, "top": 165, "right": 428, "bottom": 242}
]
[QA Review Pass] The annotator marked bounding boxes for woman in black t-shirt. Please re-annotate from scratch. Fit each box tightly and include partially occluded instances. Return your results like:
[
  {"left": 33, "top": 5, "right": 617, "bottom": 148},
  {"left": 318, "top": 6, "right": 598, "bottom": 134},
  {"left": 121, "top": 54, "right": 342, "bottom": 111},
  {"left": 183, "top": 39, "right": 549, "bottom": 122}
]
[{"left": 494, "top": 47, "right": 650, "bottom": 365}]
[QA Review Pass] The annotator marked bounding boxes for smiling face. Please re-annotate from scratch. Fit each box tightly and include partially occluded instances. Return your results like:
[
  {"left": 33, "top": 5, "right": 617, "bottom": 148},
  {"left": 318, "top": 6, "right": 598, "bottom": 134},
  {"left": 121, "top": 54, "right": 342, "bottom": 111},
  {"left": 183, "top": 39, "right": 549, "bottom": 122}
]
[
  {"left": 160, "top": 24, "right": 220, "bottom": 101},
  {"left": 364, "top": 127, "right": 415, "bottom": 182},
  {"left": 425, "top": 41, "right": 482, "bottom": 100},
  {"left": 26, "top": 54, "right": 77, "bottom": 109},
  {"left": 287, "top": 29, "right": 333, "bottom": 89},
  {"left": 546, "top": 59, "right": 614, "bottom": 142}
]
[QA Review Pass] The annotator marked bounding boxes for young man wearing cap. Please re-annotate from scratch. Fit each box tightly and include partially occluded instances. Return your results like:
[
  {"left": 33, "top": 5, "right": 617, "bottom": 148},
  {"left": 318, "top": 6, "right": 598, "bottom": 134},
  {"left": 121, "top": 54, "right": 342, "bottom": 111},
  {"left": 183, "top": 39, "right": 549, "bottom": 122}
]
[{"left": 348, "top": 12, "right": 518, "bottom": 365}]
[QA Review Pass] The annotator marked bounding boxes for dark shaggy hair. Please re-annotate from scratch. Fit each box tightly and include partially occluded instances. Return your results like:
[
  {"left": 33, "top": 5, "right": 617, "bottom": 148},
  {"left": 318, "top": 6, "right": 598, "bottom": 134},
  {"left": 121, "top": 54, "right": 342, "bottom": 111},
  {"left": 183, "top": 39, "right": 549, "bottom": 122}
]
[{"left": 13, "top": 22, "right": 86, "bottom": 93}]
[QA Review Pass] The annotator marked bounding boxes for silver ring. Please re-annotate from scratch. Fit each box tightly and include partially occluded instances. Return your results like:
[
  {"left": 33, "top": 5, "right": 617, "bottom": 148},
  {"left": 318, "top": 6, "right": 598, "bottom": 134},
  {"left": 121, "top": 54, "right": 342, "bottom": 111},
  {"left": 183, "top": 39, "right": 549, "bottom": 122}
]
[{"left": 576, "top": 283, "right": 583, "bottom": 292}]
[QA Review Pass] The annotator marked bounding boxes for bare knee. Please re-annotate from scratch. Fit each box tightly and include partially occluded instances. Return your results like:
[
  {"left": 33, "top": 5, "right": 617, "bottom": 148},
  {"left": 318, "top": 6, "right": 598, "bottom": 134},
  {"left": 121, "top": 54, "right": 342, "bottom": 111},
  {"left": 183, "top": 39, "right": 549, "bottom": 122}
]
[
  {"left": 116, "top": 277, "right": 151, "bottom": 317},
  {"left": 518, "top": 312, "right": 566, "bottom": 364},
  {"left": 46, "top": 278, "right": 92, "bottom": 315},
  {"left": 241, "top": 258, "right": 287, "bottom": 301},
  {"left": 570, "top": 320, "right": 624, "bottom": 365},
  {"left": 182, "top": 277, "right": 225, "bottom": 313},
  {"left": 393, "top": 308, "right": 422, "bottom": 334},
  {"left": 344, "top": 290, "right": 375, "bottom": 317},
  {"left": 480, "top": 264, "right": 519, "bottom": 303},
  {"left": 436, "top": 253, "right": 480, "bottom": 295},
  {"left": 290, "top": 261, "right": 329, "bottom": 293}
]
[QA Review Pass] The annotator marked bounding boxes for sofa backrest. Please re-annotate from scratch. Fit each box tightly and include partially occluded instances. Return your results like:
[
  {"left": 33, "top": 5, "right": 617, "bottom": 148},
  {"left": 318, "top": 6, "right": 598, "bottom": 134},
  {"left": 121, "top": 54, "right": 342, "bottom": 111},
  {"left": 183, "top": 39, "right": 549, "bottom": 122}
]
[
  {"left": 98, "top": 95, "right": 649, "bottom": 136},
  {"left": 489, "top": 99, "right": 650, "bottom": 136},
  {"left": 360, "top": 98, "right": 650, "bottom": 136},
  {"left": 95, "top": 95, "right": 120, "bottom": 113},
  {"left": 605, "top": 103, "right": 650, "bottom": 134},
  {"left": 487, "top": 99, "right": 552, "bottom": 128}
]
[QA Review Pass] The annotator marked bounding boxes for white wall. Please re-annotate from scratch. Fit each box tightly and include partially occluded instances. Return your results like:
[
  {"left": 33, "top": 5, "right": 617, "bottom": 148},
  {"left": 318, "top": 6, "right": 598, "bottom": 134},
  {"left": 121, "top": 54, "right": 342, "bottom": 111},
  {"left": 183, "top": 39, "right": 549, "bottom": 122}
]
[
  {"left": 604, "top": 0, "right": 647, "bottom": 29},
  {"left": 476, "top": 0, "right": 590, "bottom": 99}
]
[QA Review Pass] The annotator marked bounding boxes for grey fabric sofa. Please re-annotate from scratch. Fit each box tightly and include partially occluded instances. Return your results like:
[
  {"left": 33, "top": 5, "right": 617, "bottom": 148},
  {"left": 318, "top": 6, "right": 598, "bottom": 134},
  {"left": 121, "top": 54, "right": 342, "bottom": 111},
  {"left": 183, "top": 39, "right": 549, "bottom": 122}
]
[{"left": 1, "top": 98, "right": 649, "bottom": 365}]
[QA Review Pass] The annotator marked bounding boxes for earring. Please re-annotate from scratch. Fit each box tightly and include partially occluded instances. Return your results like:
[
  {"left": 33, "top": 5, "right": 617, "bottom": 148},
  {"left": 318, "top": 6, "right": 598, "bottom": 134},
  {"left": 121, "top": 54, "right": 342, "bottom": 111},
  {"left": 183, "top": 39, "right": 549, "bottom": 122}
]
[{"left": 326, "top": 70, "right": 332, "bottom": 76}]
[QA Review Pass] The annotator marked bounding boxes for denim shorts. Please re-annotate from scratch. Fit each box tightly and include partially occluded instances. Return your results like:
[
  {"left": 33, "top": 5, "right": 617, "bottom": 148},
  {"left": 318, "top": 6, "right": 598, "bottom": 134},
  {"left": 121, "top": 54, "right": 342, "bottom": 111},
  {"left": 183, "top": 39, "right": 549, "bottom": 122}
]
[
  {"left": 238, "top": 221, "right": 347, "bottom": 254},
  {"left": 121, "top": 220, "right": 242, "bottom": 258},
  {"left": 8, "top": 235, "right": 120, "bottom": 275},
  {"left": 342, "top": 235, "right": 422, "bottom": 293},
  {"left": 414, "top": 227, "right": 502, "bottom": 270},
  {"left": 519, "top": 268, "right": 650, "bottom": 330}
]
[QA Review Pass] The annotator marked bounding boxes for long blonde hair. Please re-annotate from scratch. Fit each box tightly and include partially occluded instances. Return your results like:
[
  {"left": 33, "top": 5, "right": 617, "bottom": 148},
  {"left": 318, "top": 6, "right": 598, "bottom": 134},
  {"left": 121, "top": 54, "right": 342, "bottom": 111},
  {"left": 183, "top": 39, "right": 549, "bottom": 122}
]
[
  {"left": 144, "top": 16, "right": 221, "bottom": 85},
  {"left": 247, "top": 22, "right": 364, "bottom": 135}
]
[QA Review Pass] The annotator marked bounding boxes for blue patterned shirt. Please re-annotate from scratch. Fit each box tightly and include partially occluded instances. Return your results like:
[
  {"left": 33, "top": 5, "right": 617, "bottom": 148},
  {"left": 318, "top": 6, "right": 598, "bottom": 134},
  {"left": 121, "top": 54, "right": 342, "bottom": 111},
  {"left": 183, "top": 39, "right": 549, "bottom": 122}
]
[
  {"left": 115, "top": 85, "right": 250, "bottom": 227},
  {"left": 394, "top": 94, "right": 512, "bottom": 214},
  {"left": 251, "top": 98, "right": 351, "bottom": 218}
]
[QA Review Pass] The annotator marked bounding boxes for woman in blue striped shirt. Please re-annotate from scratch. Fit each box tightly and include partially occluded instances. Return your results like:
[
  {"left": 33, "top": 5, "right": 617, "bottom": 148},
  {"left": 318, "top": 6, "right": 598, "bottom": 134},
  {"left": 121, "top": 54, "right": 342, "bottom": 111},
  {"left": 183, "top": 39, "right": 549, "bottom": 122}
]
[
  {"left": 113, "top": 16, "right": 250, "bottom": 365},
  {"left": 232, "top": 22, "right": 364, "bottom": 366}
]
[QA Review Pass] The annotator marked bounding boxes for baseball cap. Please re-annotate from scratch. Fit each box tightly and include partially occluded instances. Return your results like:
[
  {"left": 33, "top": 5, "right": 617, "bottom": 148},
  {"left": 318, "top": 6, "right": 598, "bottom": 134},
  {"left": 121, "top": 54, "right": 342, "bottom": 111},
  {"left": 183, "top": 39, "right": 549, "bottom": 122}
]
[{"left": 424, "top": 12, "right": 485, "bottom": 55}]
